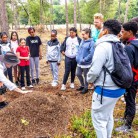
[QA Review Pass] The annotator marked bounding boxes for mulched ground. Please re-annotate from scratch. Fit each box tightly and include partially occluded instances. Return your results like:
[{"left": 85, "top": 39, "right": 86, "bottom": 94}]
[{"left": 0, "top": 84, "right": 92, "bottom": 138}]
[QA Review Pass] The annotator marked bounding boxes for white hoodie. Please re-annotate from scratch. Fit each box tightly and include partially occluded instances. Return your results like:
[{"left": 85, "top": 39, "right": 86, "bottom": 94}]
[{"left": 0, "top": 62, "right": 17, "bottom": 91}]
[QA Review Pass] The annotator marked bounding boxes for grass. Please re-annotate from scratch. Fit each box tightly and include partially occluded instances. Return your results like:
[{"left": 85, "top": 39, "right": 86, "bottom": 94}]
[
  {"left": 57, "top": 103, "right": 138, "bottom": 138},
  {"left": 69, "top": 110, "right": 96, "bottom": 138}
]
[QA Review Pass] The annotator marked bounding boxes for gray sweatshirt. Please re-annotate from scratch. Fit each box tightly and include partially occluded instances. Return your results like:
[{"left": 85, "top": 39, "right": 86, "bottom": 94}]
[
  {"left": 0, "top": 62, "right": 17, "bottom": 91},
  {"left": 87, "top": 34, "right": 121, "bottom": 90}
]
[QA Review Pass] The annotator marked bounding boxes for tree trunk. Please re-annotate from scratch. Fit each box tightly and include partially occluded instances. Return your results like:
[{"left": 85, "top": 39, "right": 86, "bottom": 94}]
[
  {"left": 27, "top": 0, "right": 31, "bottom": 26},
  {"left": 118, "top": 0, "right": 121, "bottom": 21},
  {"left": 65, "top": 0, "right": 69, "bottom": 36},
  {"left": 0, "top": 0, "right": 9, "bottom": 35},
  {"left": 74, "top": 0, "right": 77, "bottom": 28},
  {"left": 11, "top": 0, "right": 18, "bottom": 30},
  {"left": 50, "top": 0, "right": 54, "bottom": 30},
  {"left": 40, "top": 0, "right": 43, "bottom": 24},
  {"left": 124, "top": 0, "right": 130, "bottom": 23},
  {"left": 77, "top": 0, "right": 81, "bottom": 31},
  {"left": 99, "top": 0, "right": 102, "bottom": 13}
]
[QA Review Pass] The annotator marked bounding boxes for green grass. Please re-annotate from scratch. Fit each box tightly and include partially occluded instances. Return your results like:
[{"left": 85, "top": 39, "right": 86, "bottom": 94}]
[
  {"left": 57, "top": 108, "right": 138, "bottom": 138},
  {"left": 69, "top": 110, "right": 96, "bottom": 138},
  {"left": 56, "top": 97, "right": 138, "bottom": 138}
]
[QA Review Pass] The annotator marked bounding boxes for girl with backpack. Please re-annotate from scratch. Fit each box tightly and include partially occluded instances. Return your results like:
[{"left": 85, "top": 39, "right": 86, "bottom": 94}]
[
  {"left": 0, "top": 32, "right": 13, "bottom": 82},
  {"left": 16, "top": 38, "right": 33, "bottom": 90},
  {"left": 60, "top": 27, "right": 81, "bottom": 91}
]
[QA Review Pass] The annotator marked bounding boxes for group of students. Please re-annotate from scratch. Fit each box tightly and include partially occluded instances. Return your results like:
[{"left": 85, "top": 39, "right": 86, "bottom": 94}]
[
  {"left": 47, "top": 27, "right": 95, "bottom": 94},
  {"left": 0, "top": 12, "right": 138, "bottom": 138},
  {"left": 0, "top": 27, "right": 42, "bottom": 90},
  {"left": 47, "top": 13, "right": 138, "bottom": 137}
]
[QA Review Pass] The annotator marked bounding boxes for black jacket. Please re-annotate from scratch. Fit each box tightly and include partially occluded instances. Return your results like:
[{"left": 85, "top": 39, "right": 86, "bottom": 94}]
[
  {"left": 60, "top": 36, "right": 82, "bottom": 53},
  {"left": 125, "top": 39, "right": 138, "bottom": 68}
]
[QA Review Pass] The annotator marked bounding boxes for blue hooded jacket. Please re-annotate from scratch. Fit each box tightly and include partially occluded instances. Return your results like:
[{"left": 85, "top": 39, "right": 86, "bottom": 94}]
[{"left": 76, "top": 38, "right": 95, "bottom": 66}]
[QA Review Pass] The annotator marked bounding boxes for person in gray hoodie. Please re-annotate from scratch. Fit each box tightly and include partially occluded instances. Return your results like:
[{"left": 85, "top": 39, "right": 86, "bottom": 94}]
[
  {"left": 46, "top": 30, "right": 61, "bottom": 87},
  {"left": 87, "top": 19, "right": 125, "bottom": 138},
  {"left": 0, "top": 52, "right": 32, "bottom": 109}
]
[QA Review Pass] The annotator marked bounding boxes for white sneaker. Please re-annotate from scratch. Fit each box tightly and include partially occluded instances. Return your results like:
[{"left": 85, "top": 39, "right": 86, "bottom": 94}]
[
  {"left": 61, "top": 84, "right": 66, "bottom": 91},
  {"left": 28, "top": 85, "right": 34, "bottom": 88},
  {"left": 21, "top": 87, "right": 26, "bottom": 91},
  {"left": 70, "top": 83, "right": 75, "bottom": 89},
  {"left": 51, "top": 82, "right": 58, "bottom": 87}
]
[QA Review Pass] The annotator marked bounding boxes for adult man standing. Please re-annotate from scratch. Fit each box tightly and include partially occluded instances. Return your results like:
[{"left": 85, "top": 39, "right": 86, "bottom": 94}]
[
  {"left": 87, "top": 19, "right": 126, "bottom": 138},
  {"left": 91, "top": 13, "right": 104, "bottom": 42},
  {"left": 0, "top": 52, "right": 31, "bottom": 109}
]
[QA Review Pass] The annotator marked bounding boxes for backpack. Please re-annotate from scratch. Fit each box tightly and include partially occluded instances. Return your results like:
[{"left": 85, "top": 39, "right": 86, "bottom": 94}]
[
  {"left": 0, "top": 42, "right": 11, "bottom": 55},
  {"left": 100, "top": 42, "right": 133, "bottom": 104},
  {"left": 103, "top": 42, "right": 133, "bottom": 89}
]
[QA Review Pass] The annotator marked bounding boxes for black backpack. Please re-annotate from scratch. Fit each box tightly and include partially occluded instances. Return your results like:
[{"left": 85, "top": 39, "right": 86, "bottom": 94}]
[
  {"left": 104, "top": 42, "right": 133, "bottom": 88},
  {"left": 101, "top": 42, "right": 133, "bottom": 104}
]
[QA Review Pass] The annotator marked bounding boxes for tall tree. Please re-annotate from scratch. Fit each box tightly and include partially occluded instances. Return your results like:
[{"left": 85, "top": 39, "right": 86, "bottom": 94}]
[
  {"left": 11, "top": 0, "right": 18, "bottom": 29},
  {"left": 77, "top": 0, "right": 82, "bottom": 31},
  {"left": 99, "top": 0, "right": 102, "bottom": 13},
  {"left": 118, "top": 0, "right": 121, "bottom": 21},
  {"left": 50, "top": 0, "right": 54, "bottom": 30},
  {"left": 0, "top": 0, "right": 9, "bottom": 35},
  {"left": 40, "top": 0, "right": 43, "bottom": 24},
  {"left": 74, "top": 0, "right": 77, "bottom": 28},
  {"left": 65, "top": 0, "right": 69, "bottom": 36},
  {"left": 124, "top": 0, "right": 130, "bottom": 23}
]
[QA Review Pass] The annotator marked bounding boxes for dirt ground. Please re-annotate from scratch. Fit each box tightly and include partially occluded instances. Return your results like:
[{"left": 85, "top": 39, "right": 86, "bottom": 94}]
[{"left": 0, "top": 29, "right": 137, "bottom": 138}]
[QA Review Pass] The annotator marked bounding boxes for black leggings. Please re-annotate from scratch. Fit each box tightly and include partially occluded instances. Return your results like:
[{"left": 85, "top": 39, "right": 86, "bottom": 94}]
[
  {"left": 63, "top": 56, "right": 77, "bottom": 84},
  {"left": 20, "top": 66, "right": 31, "bottom": 87}
]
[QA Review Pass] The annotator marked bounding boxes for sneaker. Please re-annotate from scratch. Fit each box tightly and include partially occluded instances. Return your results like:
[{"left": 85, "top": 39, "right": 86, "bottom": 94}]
[
  {"left": 0, "top": 102, "right": 8, "bottom": 109},
  {"left": 32, "top": 79, "right": 36, "bottom": 85},
  {"left": 51, "top": 82, "right": 58, "bottom": 87},
  {"left": 81, "top": 88, "right": 88, "bottom": 94},
  {"left": 28, "top": 85, "right": 34, "bottom": 88},
  {"left": 70, "top": 83, "right": 75, "bottom": 89},
  {"left": 76, "top": 86, "right": 84, "bottom": 91},
  {"left": 114, "top": 118, "right": 126, "bottom": 122},
  {"left": 36, "top": 78, "right": 39, "bottom": 84},
  {"left": 115, "top": 125, "right": 132, "bottom": 133},
  {"left": 21, "top": 87, "right": 26, "bottom": 91},
  {"left": 61, "top": 84, "right": 66, "bottom": 91}
]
